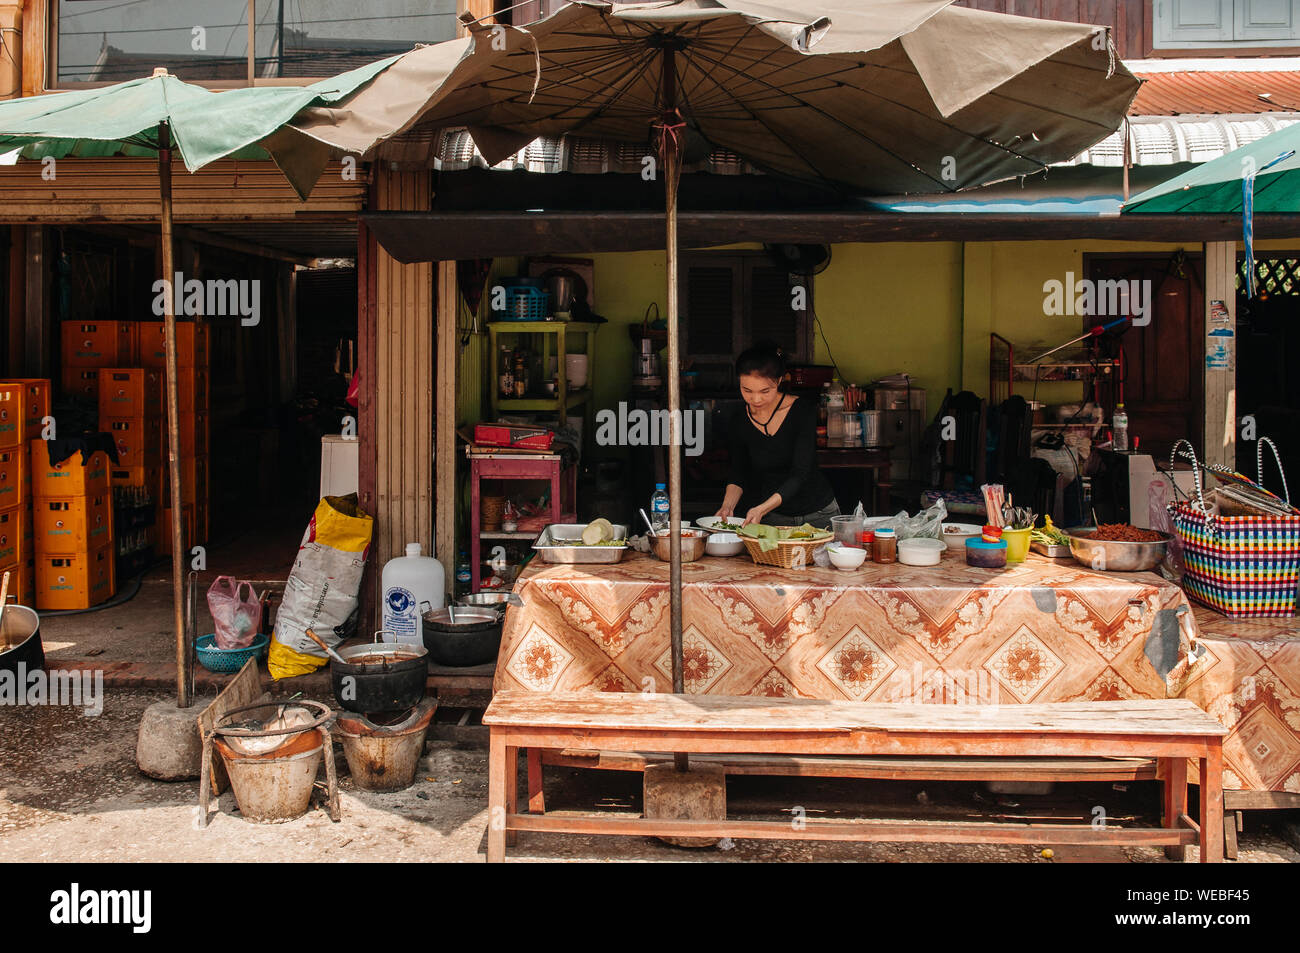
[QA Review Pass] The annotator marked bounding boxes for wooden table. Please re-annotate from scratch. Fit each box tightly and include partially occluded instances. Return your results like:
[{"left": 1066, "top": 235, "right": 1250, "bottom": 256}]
[
  {"left": 484, "top": 692, "right": 1227, "bottom": 862},
  {"left": 817, "top": 445, "right": 892, "bottom": 514}
]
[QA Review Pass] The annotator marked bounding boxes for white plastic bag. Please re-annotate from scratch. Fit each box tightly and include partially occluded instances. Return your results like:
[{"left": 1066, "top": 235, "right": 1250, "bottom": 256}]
[{"left": 852, "top": 499, "right": 947, "bottom": 541}]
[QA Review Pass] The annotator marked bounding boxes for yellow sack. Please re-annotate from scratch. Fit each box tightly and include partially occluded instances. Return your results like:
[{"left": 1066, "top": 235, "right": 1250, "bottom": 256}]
[{"left": 268, "top": 494, "right": 373, "bottom": 679}]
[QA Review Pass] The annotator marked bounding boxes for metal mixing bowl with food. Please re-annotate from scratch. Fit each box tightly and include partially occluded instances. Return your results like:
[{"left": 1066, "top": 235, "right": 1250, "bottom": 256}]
[
  {"left": 650, "top": 528, "right": 709, "bottom": 563},
  {"left": 1066, "top": 527, "right": 1173, "bottom": 573}
]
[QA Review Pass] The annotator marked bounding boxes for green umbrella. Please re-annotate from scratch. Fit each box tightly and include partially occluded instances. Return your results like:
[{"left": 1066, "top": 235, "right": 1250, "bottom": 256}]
[
  {"left": 0, "top": 64, "right": 394, "bottom": 707},
  {"left": 1123, "top": 121, "right": 1300, "bottom": 215},
  {"left": 257, "top": 1, "right": 1138, "bottom": 751},
  {"left": 1124, "top": 121, "right": 1300, "bottom": 296}
]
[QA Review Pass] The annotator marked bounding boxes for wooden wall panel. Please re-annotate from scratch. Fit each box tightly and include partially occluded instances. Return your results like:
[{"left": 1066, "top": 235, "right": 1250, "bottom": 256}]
[
  {"left": 20, "top": 0, "right": 45, "bottom": 97},
  {"left": 0, "top": 159, "right": 365, "bottom": 222},
  {"left": 373, "top": 169, "right": 434, "bottom": 593}
]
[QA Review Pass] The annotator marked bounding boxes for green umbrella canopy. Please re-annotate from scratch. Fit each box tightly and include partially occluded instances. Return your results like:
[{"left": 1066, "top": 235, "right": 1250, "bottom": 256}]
[
  {"left": 1124, "top": 120, "right": 1300, "bottom": 214},
  {"left": 0, "top": 57, "right": 402, "bottom": 179}
]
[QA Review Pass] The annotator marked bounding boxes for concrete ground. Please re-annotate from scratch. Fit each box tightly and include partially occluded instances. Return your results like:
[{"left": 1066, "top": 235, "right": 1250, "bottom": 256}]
[{"left": 2, "top": 688, "right": 1298, "bottom": 863}]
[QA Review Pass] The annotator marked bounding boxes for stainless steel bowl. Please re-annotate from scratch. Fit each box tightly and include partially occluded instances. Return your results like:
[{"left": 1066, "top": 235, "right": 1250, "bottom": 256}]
[
  {"left": 1066, "top": 528, "right": 1173, "bottom": 573},
  {"left": 650, "top": 528, "right": 709, "bottom": 563}
]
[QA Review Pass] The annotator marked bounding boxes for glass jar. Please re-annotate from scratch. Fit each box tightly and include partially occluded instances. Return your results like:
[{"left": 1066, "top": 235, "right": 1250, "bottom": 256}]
[{"left": 872, "top": 527, "right": 897, "bottom": 563}]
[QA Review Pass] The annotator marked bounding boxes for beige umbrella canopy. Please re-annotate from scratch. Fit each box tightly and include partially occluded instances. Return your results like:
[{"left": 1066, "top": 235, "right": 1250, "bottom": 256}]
[{"left": 263, "top": 1, "right": 1138, "bottom": 735}]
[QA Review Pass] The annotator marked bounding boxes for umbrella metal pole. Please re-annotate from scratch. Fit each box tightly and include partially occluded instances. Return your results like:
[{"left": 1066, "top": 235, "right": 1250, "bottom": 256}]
[
  {"left": 159, "top": 122, "right": 192, "bottom": 708},
  {"left": 661, "top": 44, "right": 687, "bottom": 772}
]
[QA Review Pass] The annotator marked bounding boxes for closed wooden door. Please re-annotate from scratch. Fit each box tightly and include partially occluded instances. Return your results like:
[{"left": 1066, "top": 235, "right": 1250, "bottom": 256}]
[{"left": 1086, "top": 255, "right": 1204, "bottom": 460}]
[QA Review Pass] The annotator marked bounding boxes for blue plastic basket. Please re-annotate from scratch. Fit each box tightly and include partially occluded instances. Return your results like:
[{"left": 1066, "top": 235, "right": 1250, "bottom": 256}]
[
  {"left": 499, "top": 286, "right": 550, "bottom": 321},
  {"left": 195, "top": 632, "right": 269, "bottom": 673}
]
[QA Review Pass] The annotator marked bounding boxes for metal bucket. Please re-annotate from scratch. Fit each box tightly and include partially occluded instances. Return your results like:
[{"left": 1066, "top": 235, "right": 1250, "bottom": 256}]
[
  {"left": 0, "top": 605, "right": 43, "bottom": 674},
  {"left": 335, "top": 701, "right": 436, "bottom": 792},
  {"left": 213, "top": 728, "right": 325, "bottom": 822}
]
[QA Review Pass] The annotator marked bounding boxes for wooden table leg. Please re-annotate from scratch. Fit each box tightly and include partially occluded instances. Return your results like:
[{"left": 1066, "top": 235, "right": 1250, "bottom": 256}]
[
  {"left": 1224, "top": 811, "right": 1239, "bottom": 861},
  {"left": 487, "top": 731, "right": 507, "bottom": 863},
  {"left": 1162, "top": 756, "right": 1188, "bottom": 861},
  {"left": 1200, "top": 743, "right": 1224, "bottom": 863},
  {"left": 527, "top": 747, "right": 546, "bottom": 814},
  {"left": 505, "top": 745, "right": 519, "bottom": 847},
  {"left": 197, "top": 735, "right": 212, "bottom": 829}
]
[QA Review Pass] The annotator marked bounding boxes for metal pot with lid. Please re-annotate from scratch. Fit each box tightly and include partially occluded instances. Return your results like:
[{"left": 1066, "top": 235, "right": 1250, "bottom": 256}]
[{"left": 421, "top": 605, "right": 503, "bottom": 667}]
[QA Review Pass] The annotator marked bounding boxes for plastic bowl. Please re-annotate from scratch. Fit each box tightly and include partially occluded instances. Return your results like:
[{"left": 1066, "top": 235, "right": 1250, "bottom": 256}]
[
  {"left": 898, "top": 537, "right": 946, "bottom": 566},
  {"left": 941, "top": 522, "right": 982, "bottom": 552},
  {"left": 705, "top": 532, "right": 745, "bottom": 557},
  {"left": 826, "top": 544, "right": 868, "bottom": 571},
  {"left": 195, "top": 632, "right": 270, "bottom": 673},
  {"left": 965, "top": 538, "right": 1008, "bottom": 569}
]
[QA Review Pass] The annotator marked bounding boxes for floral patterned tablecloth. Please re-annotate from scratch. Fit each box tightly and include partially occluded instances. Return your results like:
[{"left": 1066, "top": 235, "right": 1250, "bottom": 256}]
[
  {"left": 1173, "top": 609, "right": 1300, "bottom": 793},
  {"left": 496, "top": 552, "right": 1195, "bottom": 707}
]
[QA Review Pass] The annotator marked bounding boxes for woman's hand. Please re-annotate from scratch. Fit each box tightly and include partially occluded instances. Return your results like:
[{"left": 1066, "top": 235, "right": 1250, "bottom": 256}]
[
  {"left": 742, "top": 506, "right": 768, "bottom": 527},
  {"left": 715, "top": 503, "right": 735, "bottom": 520}
]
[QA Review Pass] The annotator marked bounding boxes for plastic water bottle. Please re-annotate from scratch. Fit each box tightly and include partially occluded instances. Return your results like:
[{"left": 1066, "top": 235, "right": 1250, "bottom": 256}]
[
  {"left": 1113, "top": 403, "right": 1129, "bottom": 452},
  {"left": 651, "top": 483, "right": 669, "bottom": 533},
  {"left": 826, "top": 378, "right": 845, "bottom": 444},
  {"left": 382, "top": 542, "right": 446, "bottom": 646}
]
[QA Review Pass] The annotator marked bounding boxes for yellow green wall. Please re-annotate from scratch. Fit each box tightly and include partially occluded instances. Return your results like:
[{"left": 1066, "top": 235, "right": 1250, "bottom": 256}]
[{"left": 458, "top": 237, "right": 1299, "bottom": 428}]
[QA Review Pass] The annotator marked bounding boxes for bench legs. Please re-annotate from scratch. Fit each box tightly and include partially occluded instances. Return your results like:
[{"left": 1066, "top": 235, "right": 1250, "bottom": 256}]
[
  {"left": 1162, "top": 757, "right": 1188, "bottom": 862},
  {"left": 527, "top": 747, "right": 546, "bottom": 814},
  {"left": 487, "top": 735, "right": 508, "bottom": 863},
  {"left": 1200, "top": 744, "right": 1224, "bottom": 864}
]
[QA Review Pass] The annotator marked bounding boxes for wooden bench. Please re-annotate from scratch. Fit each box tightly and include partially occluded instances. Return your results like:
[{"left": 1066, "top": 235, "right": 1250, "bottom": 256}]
[{"left": 483, "top": 692, "right": 1227, "bottom": 863}]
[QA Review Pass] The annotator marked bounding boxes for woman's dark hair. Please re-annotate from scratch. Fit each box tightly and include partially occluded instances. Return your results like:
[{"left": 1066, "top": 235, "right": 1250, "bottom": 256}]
[{"left": 736, "top": 342, "right": 786, "bottom": 383}]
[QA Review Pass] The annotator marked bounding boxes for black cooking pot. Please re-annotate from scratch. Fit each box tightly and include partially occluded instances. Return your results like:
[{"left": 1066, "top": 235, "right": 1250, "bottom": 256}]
[
  {"left": 422, "top": 606, "right": 502, "bottom": 667},
  {"left": 331, "top": 642, "right": 427, "bottom": 713},
  {"left": 0, "top": 605, "right": 43, "bottom": 674}
]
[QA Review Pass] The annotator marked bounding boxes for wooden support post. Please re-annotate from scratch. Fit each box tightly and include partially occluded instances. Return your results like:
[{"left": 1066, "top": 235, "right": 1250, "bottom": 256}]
[
  {"left": 487, "top": 733, "right": 507, "bottom": 863},
  {"left": 1200, "top": 744, "right": 1225, "bottom": 863},
  {"left": 1202, "top": 241, "right": 1236, "bottom": 468},
  {"left": 436, "top": 260, "right": 457, "bottom": 591}
]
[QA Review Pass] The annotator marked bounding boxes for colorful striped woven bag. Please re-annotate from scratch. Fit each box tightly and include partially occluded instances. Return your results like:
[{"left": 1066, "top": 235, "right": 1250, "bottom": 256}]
[{"left": 1168, "top": 439, "right": 1300, "bottom": 618}]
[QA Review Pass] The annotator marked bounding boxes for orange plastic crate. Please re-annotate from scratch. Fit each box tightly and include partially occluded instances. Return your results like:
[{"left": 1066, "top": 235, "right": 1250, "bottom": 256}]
[
  {"left": 36, "top": 544, "right": 115, "bottom": 611},
  {"left": 0, "top": 447, "right": 28, "bottom": 509},
  {"left": 30, "top": 440, "right": 111, "bottom": 499},
  {"left": 110, "top": 464, "right": 161, "bottom": 492},
  {"left": 61, "top": 367, "right": 100, "bottom": 403},
  {"left": 61, "top": 321, "right": 137, "bottom": 368},
  {"left": 98, "top": 368, "right": 163, "bottom": 419},
  {"left": 162, "top": 454, "right": 208, "bottom": 504},
  {"left": 178, "top": 366, "right": 211, "bottom": 413},
  {"left": 139, "top": 322, "right": 209, "bottom": 368},
  {"left": 0, "top": 380, "right": 52, "bottom": 446},
  {"left": 103, "top": 415, "right": 163, "bottom": 468},
  {"left": 34, "top": 493, "right": 114, "bottom": 554},
  {"left": 157, "top": 502, "right": 194, "bottom": 557},
  {"left": 0, "top": 504, "right": 33, "bottom": 567},
  {"left": 162, "top": 412, "right": 209, "bottom": 458},
  {"left": 0, "top": 559, "right": 37, "bottom": 609}
]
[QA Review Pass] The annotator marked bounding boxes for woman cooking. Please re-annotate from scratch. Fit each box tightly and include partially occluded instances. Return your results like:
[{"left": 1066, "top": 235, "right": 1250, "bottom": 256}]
[{"left": 715, "top": 344, "right": 840, "bottom": 527}]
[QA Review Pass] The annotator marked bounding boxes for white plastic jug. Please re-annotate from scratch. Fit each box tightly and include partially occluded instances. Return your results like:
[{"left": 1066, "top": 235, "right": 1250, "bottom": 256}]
[{"left": 381, "top": 542, "right": 445, "bottom": 646}]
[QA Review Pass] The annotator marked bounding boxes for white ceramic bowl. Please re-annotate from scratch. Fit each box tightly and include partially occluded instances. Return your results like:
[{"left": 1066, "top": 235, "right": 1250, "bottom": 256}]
[
  {"left": 695, "top": 515, "right": 745, "bottom": 533},
  {"left": 826, "top": 544, "right": 868, "bottom": 571},
  {"left": 898, "top": 537, "right": 946, "bottom": 566},
  {"left": 940, "top": 522, "right": 982, "bottom": 552},
  {"left": 705, "top": 532, "right": 745, "bottom": 557}
]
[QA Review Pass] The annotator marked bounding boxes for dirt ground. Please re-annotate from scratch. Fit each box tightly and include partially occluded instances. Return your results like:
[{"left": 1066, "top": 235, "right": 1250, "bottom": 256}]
[{"left": 2, "top": 687, "right": 1298, "bottom": 863}]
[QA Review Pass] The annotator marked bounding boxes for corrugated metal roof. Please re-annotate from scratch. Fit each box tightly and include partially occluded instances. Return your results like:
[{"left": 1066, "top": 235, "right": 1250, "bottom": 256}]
[
  {"left": 1064, "top": 113, "right": 1300, "bottom": 167},
  {"left": 1131, "top": 68, "right": 1300, "bottom": 116}
]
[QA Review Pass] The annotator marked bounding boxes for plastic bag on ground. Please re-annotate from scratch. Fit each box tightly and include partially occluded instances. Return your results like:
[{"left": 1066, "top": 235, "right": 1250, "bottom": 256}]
[
  {"left": 207, "top": 576, "right": 262, "bottom": 649},
  {"left": 268, "top": 494, "right": 373, "bottom": 679}
]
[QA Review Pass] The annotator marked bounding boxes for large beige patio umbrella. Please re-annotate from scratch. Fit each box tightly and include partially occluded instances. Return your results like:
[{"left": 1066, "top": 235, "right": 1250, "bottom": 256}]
[{"left": 260, "top": 0, "right": 1138, "bottom": 747}]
